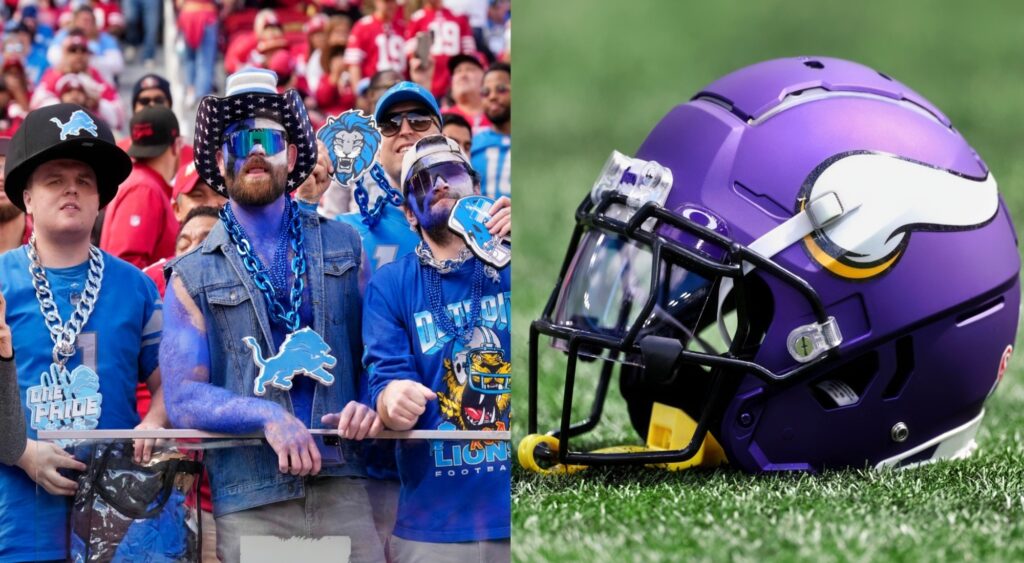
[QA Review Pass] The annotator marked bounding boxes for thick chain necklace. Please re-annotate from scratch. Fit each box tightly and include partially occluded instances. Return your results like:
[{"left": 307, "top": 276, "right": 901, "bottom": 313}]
[
  {"left": 419, "top": 242, "right": 483, "bottom": 344},
  {"left": 415, "top": 241, "right": 473, "bottom": 273},
  {"left": 26, "top": 236, "right": 104, "bottom": 365},
  {"left": 220, "top": 198, "right": 307, "bottom": 332},
  {"left": 354, "top": 164, "right": 404, "bottom": 227}
]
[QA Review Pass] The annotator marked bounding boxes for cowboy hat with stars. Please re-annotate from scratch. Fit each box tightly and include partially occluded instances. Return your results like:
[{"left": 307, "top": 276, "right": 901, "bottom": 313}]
[{"left": 193, "top": 68, "right": 316, "bottom": 196}]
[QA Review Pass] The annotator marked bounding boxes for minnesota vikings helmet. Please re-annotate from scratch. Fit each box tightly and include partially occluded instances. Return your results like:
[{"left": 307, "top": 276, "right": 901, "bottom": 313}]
[{"left": 521, "top": 57, "right": 1020, "bottom": 474}]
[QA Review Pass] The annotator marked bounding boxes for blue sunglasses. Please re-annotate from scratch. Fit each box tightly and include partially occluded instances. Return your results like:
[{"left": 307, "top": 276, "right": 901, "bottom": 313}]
[{"left": 223, "top": 128, "right": 288, "bottom": 158}]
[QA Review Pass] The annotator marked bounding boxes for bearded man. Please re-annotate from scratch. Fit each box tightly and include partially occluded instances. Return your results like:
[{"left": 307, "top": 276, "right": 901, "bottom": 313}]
[
  {"left": 160, "top": 68, "right": 384, "bottom": 562},
  {"left": 365, "top": 134, "right": 511, "bottom": 561}
]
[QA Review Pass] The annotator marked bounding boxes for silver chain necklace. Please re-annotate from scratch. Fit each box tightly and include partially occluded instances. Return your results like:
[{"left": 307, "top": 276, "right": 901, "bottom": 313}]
[
  {"left": 415, "top": 242, "right": 501, "bottom": 282},
  {"left": 415, "top": 242, "right": 473, "bottom": 274},
  {"left": 26, "top": 236, "right": 104, "bottom": 365}
]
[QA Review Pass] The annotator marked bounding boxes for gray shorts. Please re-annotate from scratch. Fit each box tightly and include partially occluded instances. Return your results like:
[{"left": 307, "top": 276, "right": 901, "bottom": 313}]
[
  {"left": 214, "top": 477, "right": 384, "bottom": 563},
  {"left": 389, "top": 536, "right": 510, "bottom": 563}
]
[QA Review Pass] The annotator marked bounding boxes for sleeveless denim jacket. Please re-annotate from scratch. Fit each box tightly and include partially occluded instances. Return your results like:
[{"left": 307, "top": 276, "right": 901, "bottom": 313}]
[{"left": 170, "top": 207, "right": 365, "bottom": 516}]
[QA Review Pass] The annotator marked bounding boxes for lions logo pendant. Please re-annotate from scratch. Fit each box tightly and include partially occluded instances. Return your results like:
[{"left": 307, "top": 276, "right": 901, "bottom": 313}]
[
  {"left": 317, "top": 110, "right": 381, "bottom": 187},
  {"left": 243, "top": 327, "right": 337, "bottom": 396},
  {"left": 448, "top": 196, "right": 511, "bottom": 268},
  {"left": 27, "top": 363, "right": 103, "bottom": 434}
]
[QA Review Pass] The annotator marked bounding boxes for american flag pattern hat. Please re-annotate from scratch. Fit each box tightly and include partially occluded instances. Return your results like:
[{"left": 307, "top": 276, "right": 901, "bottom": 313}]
[{"left": 193, "top": 68, "right": 316, "bottom": 196}]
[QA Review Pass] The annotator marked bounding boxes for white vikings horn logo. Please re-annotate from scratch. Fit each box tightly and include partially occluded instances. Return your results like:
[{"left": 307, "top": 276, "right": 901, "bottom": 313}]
[{"left": 799, "top": 152, "right": 999, "bottom": 279}]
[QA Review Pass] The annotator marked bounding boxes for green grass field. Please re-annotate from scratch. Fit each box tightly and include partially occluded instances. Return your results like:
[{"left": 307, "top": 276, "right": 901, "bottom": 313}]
[{"left": 511, "top": 1, "right": 1024, "bottom": 561}]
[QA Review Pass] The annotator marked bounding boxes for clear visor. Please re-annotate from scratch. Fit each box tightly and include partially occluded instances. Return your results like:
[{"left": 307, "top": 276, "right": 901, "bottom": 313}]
[{"left": 550, "top": 229, "right": 721, "bottom": 364}]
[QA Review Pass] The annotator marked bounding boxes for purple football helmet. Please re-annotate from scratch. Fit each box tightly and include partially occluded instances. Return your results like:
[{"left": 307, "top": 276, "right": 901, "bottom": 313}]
[{"left": 525, "top": 56, "right": 1020, "bottom": 473}]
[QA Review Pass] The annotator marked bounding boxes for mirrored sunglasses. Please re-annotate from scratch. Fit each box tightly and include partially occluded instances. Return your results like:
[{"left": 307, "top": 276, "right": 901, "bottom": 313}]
[
  {"left": 407, "top": 161, "right": 477, "bottom": 200},
  {"left": 224, "top": 128, "right": 287, "bottom": 158}
]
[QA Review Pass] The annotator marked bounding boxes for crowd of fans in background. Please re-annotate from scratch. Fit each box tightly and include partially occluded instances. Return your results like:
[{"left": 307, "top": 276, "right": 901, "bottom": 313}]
[{"left": 0, "top": 0, "right": 511, "bottom": 253}]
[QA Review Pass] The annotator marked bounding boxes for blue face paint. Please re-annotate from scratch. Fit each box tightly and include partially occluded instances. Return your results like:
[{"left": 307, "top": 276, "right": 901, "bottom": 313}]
[
  {"left": 408, "top": 185, "right": 452, "bottom": 232},
  {"left": 222, "top": 118, "right": 291, "bottom": 208},
  {"left": 406, "top": 163, "right": 477, "bottom": 232}
]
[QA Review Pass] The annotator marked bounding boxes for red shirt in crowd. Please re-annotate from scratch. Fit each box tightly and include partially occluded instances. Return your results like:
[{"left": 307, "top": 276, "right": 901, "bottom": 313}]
[
  {"left": 443, "top": 103, "right": 492, "bottom": 134},
  {"left": 141, "top": 257, "right": 167, "bottom": 296},
  {"left": 0, "top": 115, "right": 23, "bottom": 137},
  {"left": 100, "top": 162, "right": 178, "bottom": 268},
  {"left": 314, "top": 74, "right": 356, "bottom": 116},
  {"left": 37, "top": 66, "right": 118, "bottom": 103},
  {"left": 344, "top": 14, "right": 407, "bottom": 79},
  {"left": 406, "top": 6, "right": 475, "bottom": 100}
]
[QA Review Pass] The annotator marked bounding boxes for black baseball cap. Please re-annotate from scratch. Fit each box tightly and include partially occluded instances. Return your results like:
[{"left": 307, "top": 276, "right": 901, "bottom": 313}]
[
  {"left": 447, "top": 53, "right": 484, "bottom": 75},
  {"left": 132, "top": 73, "right": 172, "bottom": 109},
  {"left": 4, "top": 104, "right": 131, "bottom": 211},
  {"left": 128, "top": 106, "right": 179, "bottom": 159}
]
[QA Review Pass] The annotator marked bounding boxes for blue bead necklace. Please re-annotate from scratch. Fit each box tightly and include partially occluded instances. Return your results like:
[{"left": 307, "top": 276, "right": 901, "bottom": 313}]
[
  {"left": 220, "top": 198, "right": 307, "bottom": 332},
  {"left": 418, "top": 242, "right": 483, "bottom": 344}
]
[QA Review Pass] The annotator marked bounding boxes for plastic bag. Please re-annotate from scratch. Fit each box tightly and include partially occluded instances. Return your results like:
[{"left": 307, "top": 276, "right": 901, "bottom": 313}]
[{"left": 70, "top": 441, "right": 202, "bottom": 562}]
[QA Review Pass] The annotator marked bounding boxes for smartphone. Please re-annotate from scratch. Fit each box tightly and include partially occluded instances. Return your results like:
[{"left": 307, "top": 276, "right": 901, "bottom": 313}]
[{"left": 415, "top": 31, "right": 431, "bottom": 68}]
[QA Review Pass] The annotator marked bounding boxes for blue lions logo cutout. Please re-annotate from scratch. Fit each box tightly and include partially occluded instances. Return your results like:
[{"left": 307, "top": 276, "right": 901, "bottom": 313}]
[
  {"left": 244, "top": 327, "right": 337, "bottom": 396},
  {"left": 448, "top": 196, "right": 511, "bottom": 268},
  {"left": 50, "top": 110, "right": 99, "bottom": 140},
  {"left": 27, "top": 363, "right": 103, "bottom": 433},
  {"left": 317, "top": 110, "right": 381, "bottom": 187}
]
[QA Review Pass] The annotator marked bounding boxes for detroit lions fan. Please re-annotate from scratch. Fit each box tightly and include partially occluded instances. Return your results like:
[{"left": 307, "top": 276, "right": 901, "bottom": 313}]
[
  {"left": 0, "top": 104, "right": 166, "bottom": 561},
  {"left": 336, "top": 81, "right": 511, "bottom": 271},
  {"left": 160, "top": 68, "right": 384, "bottom": 561},
  {"left": 364, "top": 135, "right": 511, "bottom": 560}
]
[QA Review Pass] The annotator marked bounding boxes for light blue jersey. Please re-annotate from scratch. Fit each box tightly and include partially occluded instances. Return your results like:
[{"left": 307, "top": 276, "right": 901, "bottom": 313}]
[
  {"left": 470, "top": 129, "right": 511, "bottom": 200},
  {"left": 336, "top": 204, "right": 421, "bottom": 271},
  {"left": 0, "top": 246, "right": 161, "bottom": 561}
]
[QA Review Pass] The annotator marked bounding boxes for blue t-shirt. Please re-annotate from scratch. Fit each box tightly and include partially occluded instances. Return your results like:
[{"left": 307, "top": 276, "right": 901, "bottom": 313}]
[
  {"left": 470, "top": 129, "right": 511, "bottom": 200},
  {"left": 0, "top": 247, "right": 162, "bottom": 561},
  {"left": 364, "top": 252, "right": 511, "bottom": 543},
  {"left": 337, "top": 203, "right": 420, "bottom": 481},
  {"left": 336, "top": 204, "right": 420, "bottom": 272}
]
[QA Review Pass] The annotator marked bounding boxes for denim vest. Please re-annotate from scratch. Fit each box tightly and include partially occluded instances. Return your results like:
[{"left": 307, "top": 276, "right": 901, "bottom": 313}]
[{"left": 170, "top": 207, "right": 365, "bottom": 517}]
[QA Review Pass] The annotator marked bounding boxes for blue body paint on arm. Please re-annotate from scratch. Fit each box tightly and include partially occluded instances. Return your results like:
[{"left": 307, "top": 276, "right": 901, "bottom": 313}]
[{"left": 160, "top": 273, "right": 285, "bottom": 434}]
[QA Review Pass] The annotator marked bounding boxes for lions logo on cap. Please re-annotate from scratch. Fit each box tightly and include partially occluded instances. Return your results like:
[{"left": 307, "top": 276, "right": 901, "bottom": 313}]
[
  {"left": 50, "top": 109, "right": 98, "bottom": 141},
  {"left": 316, "top": 110, "right": 380, "bottom": 187}
]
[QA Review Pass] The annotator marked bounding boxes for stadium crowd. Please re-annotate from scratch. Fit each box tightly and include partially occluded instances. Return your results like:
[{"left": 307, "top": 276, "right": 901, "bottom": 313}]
[{"left": 0, "top": 0, "right": 511, "bottom": 561}]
